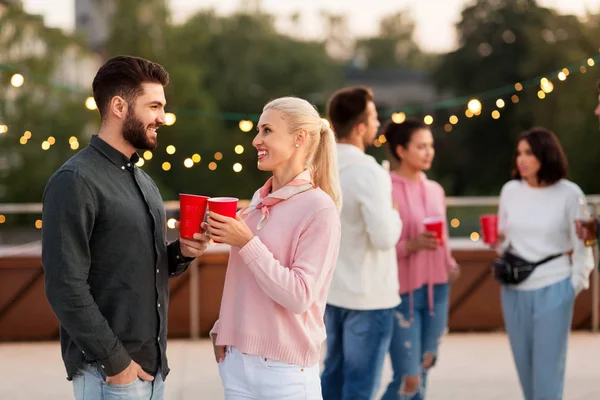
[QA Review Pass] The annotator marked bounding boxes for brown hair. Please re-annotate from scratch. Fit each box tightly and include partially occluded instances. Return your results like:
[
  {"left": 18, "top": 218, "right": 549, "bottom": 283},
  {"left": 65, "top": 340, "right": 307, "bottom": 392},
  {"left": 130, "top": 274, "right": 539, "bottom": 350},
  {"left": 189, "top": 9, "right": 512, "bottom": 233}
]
[
  {"left": 383, "top": 117, "right": 429, "bottom": 162},
  {"left": 326, "top": 86, "right": 374, "bottom": 139},
  {"left": 512, "top": 127, "right": 568, "bottom": 185},
  {"left": 92, "top": 55, "right": 169, "bottom": 119}
]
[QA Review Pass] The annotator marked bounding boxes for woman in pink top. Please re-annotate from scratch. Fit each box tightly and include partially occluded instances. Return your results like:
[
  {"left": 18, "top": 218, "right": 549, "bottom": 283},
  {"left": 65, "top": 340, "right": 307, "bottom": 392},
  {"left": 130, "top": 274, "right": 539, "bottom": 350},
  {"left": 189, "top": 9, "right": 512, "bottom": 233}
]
[
  {"left": 380, "top": 118, "right": 459, "bottom": 400},
  {"left": 206, "top": 97, "right": 342, "bottom": 400}
]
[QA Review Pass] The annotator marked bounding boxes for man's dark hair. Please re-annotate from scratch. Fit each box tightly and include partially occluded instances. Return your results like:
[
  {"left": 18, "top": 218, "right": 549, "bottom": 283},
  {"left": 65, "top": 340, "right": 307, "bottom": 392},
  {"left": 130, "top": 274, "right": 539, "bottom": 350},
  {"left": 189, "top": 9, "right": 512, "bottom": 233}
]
[
  {"left": 512, "top": 127, "right": 568, "bottom": 185},
  {"left": 92, "top": 55, "right": 169, "bottom": 119},
  {"left": 326, "top": 86, "right": 374, "bottom": 139}
]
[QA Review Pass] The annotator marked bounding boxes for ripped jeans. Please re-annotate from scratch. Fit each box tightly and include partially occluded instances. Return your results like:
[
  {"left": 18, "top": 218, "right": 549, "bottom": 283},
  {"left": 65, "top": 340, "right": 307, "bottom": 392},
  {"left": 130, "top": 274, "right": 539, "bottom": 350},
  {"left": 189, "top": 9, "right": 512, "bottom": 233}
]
[{"left": 381, "top": 283, "right": 450, "bottom": 400}]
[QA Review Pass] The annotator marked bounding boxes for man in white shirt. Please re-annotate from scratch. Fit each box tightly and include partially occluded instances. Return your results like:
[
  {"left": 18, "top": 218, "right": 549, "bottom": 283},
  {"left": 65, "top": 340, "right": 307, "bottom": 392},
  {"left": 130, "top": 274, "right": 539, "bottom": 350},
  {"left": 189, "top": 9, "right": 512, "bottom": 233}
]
[{"left": 321, "top": 86, "right": 403, "bottom": 400}]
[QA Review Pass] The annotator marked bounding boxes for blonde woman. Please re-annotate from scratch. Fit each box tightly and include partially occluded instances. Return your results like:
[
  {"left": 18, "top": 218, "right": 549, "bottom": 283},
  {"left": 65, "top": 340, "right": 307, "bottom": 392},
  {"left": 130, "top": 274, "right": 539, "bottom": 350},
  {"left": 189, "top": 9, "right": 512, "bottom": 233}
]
[{"left": 207, "top": 97, "right": 342, "bottom": 399}]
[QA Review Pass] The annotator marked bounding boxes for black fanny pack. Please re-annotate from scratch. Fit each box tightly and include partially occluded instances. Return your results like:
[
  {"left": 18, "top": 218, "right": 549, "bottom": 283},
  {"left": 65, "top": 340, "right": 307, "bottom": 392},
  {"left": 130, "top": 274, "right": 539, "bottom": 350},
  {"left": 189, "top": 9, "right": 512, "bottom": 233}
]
[{"left": 491, "top": 247, "right": 564, "bottom": 285}]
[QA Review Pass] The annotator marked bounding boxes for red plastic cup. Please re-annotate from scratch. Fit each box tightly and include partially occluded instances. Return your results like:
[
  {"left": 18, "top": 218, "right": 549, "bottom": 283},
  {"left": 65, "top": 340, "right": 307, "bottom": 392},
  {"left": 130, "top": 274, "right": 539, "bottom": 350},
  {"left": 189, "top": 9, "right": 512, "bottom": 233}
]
[
  {"left": 480, "top": 214, "right": 499, "bottom": 244},
  {"left": 423, "top": 216, "right": 444, "bottom": 246},
  {"left": 208, "top": 197, "right": 239, "bottom": 243},
  {"left": 179, "top": 194, "right": 209, "bottom": 239}
]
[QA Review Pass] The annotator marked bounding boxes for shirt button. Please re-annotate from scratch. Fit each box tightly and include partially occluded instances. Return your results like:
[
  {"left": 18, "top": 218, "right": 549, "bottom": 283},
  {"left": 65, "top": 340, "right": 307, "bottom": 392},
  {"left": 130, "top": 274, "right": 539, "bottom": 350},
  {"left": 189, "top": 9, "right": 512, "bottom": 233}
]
[
  {"left": 156, "top": 269, "right": 159, "bottom": 273},
  {"left": 101, "top": 365, "right": 105, "bottom": 369},
  {"left": 127, "top": 163, "right": 131, "bottom": 167},
  {"left": 158, "top": 303, "right": 161, "bottom": 308},
  {"left": 121, "top": 166, "right": 125, "bottom": 170}
]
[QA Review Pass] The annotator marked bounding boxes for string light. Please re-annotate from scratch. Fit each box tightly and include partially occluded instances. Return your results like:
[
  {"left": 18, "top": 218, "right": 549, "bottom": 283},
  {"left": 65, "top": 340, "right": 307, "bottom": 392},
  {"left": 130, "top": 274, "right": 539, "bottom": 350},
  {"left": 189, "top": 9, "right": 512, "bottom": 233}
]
[
  {"left": 70, "top": 141, "right": 79, "bottom": 150},
  {"left": 19, "top": 137, "right": 28, "bottom": 145},
  {"left": 580, "top": 66, "right": 587, "bottom": 73},
  {"left": 451, "top": 218, "right": 460, "bottom": 228},
  {"left": 449, "top": 115, "right": 458, "bottom": 125},
  {"left": 392, "top": 112, "right": 406, "bottom": 124},
  {"left": 496, "top": 99, "right": 505, "bottom": 108},
  {"left": 492, "top": 110, "right": 500, "bottom": 119},
  {"left": 135, "top": 158, "right": 145, "bottom": 167},
  {"left": 514, "top": 83, "right": 523, "bottom": 91},
  {"left": 0, "top": 125, "right": 8, "bottom": 134},
  {"left": 239, "top": 120, "right": 254, "bottom": 132},
  {"left": 467, "top": 99, "right": 482, "bottom": 114},
  {"left": 41, "top": 141, "right": 50, "bottom": 150},
  {"left": 35, "top": 219, "right": 42, "bottom": 229},
  {"left": 470, "top": 232, "right": 480, "bottom": 241},
  {"left": 208, "top": 162, "right": 217, "bottom": 170},
  {"left": 424, "top": 115, "right": 434, "bottom": 125},
  {"left": 69, "top": 136, "right": 78, "bottom": 144},
  {"left": 164, "top": 113, "right": 176, "bottom": 126},
  {"left": 47, "top": 136, "right": 56, "bottom": 145},
  {"left": 184, "top": 158, "right": 194, "bottom": 168},
  {"left": 143, "top": 151, "right": 153, "bottom": 160},
  {"left": 511, "top": 95, "right": 519, "bottom": 103},
  {"left": 558, "top": 72, "right": 567, "bottom": 81},
  {"left": 192, "top": 154, "right": 201, "bottom": 163},
  {"left": 85, "top": 97, "right": 97, "bottom": 110},
  {"left": 537, "top": 90, "right": 546, "bottom": 99},
  {"left": 167, "top": 218, "right": 177, "bottom": 229},
  {"left": 562, "top": 68, "right": 570, "bottom": 77},
  {"left": 588, "top": 58, "right": 595, "bottom": 67},
  {"left": 10, "top": 73, "right": 24, "bottom": 88},
  {"left": 214, "top": 152, "right": 223, "bottom": 161},
  {"left": 0, "top": 215, "right": 5, "bottom": 223},
  {"left": 540, "top": 78, "right": 554, "bottom": 93},
  {"left": 465, "top": 109, "right": 474, "bottom": 118},
  {"left": 444, "top": 124, "right": 452, "bottom": 132},
  {"left": 162, "top": 162, "right": 171, "bottom": 171},
  {"left": 373, "top": 139, "right": 382, "bottom": 147},
  {"left": 234, "top": 145, "right": 244, "bottom": 154},
  {"left": 166, "top": 145, "right": 176, "bottom": 155},
  {"left": 378, "top": 134, "right": 387, "bottom": 143},
  {"left": 233, "top": 163, "right": 243, "bottom": 172},
  {"left": 24, "top": 130, "right": 31, "bottom": 139}
]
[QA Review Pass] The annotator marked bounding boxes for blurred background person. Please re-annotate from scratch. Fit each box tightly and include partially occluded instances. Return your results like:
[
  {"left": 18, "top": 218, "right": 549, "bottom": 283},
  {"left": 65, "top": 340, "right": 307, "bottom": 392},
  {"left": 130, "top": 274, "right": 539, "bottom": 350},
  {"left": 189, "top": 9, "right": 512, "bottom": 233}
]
[
  {"left": 494, "top": 127, "right": 594, "bottom": 400},
  {"left": 380, "top": 118, "right": 459, "bottom": 400},
  {"left": 321, "top": 86, "right": 402, "bottom": 400}
]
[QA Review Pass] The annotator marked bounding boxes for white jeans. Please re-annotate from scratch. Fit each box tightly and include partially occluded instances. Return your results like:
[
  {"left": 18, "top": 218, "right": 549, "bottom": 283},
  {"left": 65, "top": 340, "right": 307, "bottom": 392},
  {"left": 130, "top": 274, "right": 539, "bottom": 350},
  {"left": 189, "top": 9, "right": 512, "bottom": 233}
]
[{"left": 218, "top": 346, "right": 322, "bottom": 400}]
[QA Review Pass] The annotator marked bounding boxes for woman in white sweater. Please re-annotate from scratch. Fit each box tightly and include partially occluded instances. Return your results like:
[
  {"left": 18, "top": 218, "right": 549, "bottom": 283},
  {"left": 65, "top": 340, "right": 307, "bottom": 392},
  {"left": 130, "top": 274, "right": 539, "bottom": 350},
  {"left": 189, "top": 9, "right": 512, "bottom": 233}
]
[{"left": 496, "top": 127, "right": 594, "bottom": 400}]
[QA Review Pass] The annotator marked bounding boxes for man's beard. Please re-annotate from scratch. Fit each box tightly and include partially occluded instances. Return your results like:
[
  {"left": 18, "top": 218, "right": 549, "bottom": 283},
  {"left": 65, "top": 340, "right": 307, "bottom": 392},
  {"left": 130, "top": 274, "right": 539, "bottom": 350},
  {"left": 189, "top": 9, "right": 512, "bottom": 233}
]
[{"left": 123, "top": 107, "right": 157, "bottom": 151}]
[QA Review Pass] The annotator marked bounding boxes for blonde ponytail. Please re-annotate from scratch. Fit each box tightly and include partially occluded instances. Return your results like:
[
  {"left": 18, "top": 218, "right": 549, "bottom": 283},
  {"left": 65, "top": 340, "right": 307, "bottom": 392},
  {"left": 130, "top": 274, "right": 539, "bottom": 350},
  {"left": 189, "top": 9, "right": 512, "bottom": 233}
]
[
  {"left": 312, "top": 121, "right": 342, "bottom": 210},
  {"left": 263, "top": 97, "right": 342, "bottom": 210}
]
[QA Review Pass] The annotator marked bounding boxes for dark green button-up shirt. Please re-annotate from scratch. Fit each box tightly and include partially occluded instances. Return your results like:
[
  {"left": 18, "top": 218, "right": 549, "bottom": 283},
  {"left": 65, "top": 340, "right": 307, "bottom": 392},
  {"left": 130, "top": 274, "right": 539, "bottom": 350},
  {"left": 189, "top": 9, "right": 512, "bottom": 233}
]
[{"left": 42, "top": 135, "right": 194, "bottom": 380}]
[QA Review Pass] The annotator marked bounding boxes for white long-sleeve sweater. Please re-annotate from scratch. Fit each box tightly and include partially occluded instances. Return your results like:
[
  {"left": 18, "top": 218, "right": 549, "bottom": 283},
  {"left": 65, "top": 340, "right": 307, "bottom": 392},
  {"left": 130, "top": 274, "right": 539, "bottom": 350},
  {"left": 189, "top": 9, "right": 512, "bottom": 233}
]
[
  {"left": 498, "top": 179, "right": 594, "bottom": 293},
  {"left": 326, "top": 144, "right": 403, "bottom": 310}
]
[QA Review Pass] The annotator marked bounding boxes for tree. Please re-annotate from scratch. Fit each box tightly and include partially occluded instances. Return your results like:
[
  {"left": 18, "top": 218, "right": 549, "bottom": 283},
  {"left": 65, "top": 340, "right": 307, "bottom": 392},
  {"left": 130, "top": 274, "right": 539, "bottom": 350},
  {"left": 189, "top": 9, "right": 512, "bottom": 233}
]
[
  {"left": 432, "top": 0, "right": 600, "bottom": 195},
  {"left": 353, "top": 11, "right": 432, "bottom": 70},
  {"left": 0, "top": 3, "right": 96, "bottom": 204}
]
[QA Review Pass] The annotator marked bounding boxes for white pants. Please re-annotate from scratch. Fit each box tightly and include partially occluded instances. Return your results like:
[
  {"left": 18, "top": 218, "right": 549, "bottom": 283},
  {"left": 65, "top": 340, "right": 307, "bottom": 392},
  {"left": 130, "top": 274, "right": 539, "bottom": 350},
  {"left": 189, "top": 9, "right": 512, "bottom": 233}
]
[{"left": 218, "top": 346, "right": 322, "bottom": 400}]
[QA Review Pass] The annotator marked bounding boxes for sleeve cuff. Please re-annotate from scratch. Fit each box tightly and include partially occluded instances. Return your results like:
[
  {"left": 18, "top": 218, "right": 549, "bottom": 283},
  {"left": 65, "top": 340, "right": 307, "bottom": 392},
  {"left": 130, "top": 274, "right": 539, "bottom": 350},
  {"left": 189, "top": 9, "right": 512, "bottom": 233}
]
[
  {"left": 209, "top": 320, "right": 220, "bottom": 343},
  {"left": 98, "top": 346, "right": 131, "bottom": 377},
  {"left": 173, "top": 240, "right": 195, "bottom": 263},
  {"left": 396, "top": 240, "right": 408, "bottom": 258},
  {"left": 238, "top": 236, "right": 267, "bottom": 265}
]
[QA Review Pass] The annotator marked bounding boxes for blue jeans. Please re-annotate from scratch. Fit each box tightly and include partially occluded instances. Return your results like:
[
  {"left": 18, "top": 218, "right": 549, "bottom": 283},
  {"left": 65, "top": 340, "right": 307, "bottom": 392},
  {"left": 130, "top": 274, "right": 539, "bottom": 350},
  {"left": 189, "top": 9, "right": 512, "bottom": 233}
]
[
  {"left": 501, "top": 277, "right": 575, "bottom": 400},
  {"left": 321, "top": 305, "right": 395, "bottom": 400},
  {"left": 381, "top": 283, "right": 450, "bottom": 400},
  {"left": 72, "top": 362, "right": 165, "bottom": 400}
]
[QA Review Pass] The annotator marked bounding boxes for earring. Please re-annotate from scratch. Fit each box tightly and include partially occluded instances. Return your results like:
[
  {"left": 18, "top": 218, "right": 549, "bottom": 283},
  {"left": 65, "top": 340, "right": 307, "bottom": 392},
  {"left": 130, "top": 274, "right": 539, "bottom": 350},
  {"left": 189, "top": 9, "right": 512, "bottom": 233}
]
[{"left": 295, "top": 143, "right": 300, "bottom": 148}]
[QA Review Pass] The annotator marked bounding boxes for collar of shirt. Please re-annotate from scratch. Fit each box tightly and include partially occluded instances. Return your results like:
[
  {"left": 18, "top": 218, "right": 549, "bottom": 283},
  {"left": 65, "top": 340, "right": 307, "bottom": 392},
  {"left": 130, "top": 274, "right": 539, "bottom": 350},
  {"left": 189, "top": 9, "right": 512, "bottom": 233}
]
[{"left": 90, "top": 135, "right": 140, "bottom": 172}]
